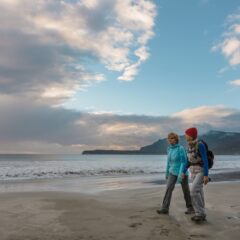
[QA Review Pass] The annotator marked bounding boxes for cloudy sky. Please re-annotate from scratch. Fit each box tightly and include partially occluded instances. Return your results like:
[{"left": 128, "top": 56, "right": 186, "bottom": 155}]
[{"left": 0, "top": 0, "right": 240, "bottom": 153}]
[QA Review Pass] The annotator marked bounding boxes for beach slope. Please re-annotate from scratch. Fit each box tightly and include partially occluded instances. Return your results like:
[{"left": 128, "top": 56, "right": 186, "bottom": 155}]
[{"left": 0, "top": 182, "right": 239, "bottom": 240}]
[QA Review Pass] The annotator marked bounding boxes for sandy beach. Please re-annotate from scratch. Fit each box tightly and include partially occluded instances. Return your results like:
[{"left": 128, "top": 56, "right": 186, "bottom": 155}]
[{"left": 0, "top": 182, "right": 239, "bottom": 240}]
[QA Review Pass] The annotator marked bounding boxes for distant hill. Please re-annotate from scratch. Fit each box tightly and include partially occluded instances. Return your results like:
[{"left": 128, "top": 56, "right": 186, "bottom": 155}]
[
  {"left": 82, "top": 131, "right": 240, "bottom": 155},
  {"left": 82, "top": 150, "right": 144, "bottom": 155}
]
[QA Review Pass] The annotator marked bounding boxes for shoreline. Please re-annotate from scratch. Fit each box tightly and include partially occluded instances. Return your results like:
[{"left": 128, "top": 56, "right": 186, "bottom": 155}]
[{"left": 0, "top": 170, "right": 239, "bottom": 195}]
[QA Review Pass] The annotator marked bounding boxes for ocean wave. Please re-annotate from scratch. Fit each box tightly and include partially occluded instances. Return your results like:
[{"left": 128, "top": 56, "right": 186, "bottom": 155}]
[{"left": 0, "top": 169, "right": 165, "bottom": 180}]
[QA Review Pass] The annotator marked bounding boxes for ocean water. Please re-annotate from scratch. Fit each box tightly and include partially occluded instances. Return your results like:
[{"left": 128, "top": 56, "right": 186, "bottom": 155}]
[
  {"left": 0, "top": 154, "right": 239, "bottom": 181},
  {"left": 0, "top": 154, "right": 239, "bottom": 193}
]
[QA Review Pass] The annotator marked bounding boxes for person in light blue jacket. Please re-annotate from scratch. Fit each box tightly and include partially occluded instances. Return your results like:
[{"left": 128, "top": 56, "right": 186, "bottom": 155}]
[{"left": 157, "top": 132, "right": 193, "bottom": 215}]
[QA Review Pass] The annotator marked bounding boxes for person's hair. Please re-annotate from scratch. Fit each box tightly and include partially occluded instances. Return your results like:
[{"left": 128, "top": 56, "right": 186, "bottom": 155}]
[{"left": 168, "top": 132, "right": 179, "bottom": 143}]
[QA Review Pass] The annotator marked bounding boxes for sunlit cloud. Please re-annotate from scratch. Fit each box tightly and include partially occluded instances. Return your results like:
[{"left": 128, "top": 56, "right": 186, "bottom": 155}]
[
  {"left": 0, "top": 0, "right": 157, "bottom": 102},
  {"left": 173, "top": 105, "right": 236, "bottom": 127},
  {"left": 212, "top": 11, "right": 240, "bottom": 66},
  {"left": 100, "top": 123, "right": 157, "bottom": 136},
  {"left": 0, "top": 96, "right": 239, "bottom": 153}
]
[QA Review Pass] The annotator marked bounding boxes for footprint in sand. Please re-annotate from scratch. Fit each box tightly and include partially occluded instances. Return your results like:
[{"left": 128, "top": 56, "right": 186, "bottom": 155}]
[
  {"left": 147, "top": 216, "right": 161, "bottom": 220},
  {"left": 160, "top": 228, "right": 169, "bottom": 236},
  {"left": 190, "top": 234, "right": 207, "bottom": 238},
  {"left": 151, "top": 225, "right": 169, "bottom": 237},
  {"left": 230, "top": 205, "right": 240, "bottom": 208},
  {"left": 129, "top": 215, "right": 141, "bottom": 219},
  {"left": 227, "top": 216, "right": 240, "bottom": 221},
  {"left": 129, "top": 222, "right": 143, "bottom": 228}
]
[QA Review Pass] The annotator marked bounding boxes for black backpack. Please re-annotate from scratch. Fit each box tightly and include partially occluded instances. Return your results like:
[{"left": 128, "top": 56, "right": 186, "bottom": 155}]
[{"left": 198, "top": 140, "right": 214, "bottom": 169}]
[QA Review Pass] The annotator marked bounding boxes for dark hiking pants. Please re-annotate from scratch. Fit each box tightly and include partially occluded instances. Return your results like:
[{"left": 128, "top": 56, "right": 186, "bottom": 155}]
[{"left": 161, "top": 173, "right": 192, "bottom": 211}]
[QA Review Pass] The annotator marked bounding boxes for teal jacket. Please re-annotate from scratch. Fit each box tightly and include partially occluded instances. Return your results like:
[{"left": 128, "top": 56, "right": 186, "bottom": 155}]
[{"left": 166, "top": 144, "right": 188, "bottom": 182}]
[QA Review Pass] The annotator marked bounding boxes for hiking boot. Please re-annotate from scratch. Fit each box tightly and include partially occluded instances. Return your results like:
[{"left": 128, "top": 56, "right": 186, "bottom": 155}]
[
  {"left": 185, "top": 207, "right": 195, "bottom": 215},
  {"left": 156, "top": 209, "right": 169, "bottom": 214},
  {"left": 191, "top": 215, "right": 206, "bottom": 222}
]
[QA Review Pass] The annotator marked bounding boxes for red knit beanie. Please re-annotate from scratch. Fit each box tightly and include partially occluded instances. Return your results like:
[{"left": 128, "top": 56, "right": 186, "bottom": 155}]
[{"left": 185, "top": 127, "right": 198, "bottom": 139}]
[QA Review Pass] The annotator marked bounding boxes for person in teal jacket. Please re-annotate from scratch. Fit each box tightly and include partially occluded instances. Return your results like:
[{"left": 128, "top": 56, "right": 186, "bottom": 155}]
[{"left": 157, "top": 132, "right": 194, "bottom": 214}]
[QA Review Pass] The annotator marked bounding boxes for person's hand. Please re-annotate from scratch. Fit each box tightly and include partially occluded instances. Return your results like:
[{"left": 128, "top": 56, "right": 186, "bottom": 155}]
[
  {"left": 181, "top": 173, "right": 185, "bottom": 180},
  {"left": 203, "top": 176, "right": 209, "bottom": 185},
  {"left": 177, "top": 176, "right": 182, "bottom": 183}
]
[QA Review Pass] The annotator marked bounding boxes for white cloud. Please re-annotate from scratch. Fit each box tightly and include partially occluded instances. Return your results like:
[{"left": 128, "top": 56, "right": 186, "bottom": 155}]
[
  {"left": 80, "top": 0, "right": 99, "bottom": 9},
  {"left": 115, "top": 0, "right": 156, "bottom": 31},
  {"left": 117, "top": 46, "right": 151, "bottom": 80},
  {"left": 118, "top": 62, "right": 140, "bottom": 81},
  {"left": 0, "top": 0, "right": 157, "bottom": 102},
  {"left": 229, "top": 79, "right": 240, "bottom": 86},
  {"left": 41, "top": 86, "right": 77, "bottom": 99},
  {"left": 135, "top": 46, "right": 150, "bottom": 61},
  {"left": 222, "top": 38, "right": 240, "bottom": 57},
  {"left": 212, "top": 11, "right": 240, "bottom": 67}
]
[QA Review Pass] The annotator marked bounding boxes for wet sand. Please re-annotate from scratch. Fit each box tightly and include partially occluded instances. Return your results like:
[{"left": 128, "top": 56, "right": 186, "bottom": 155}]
[
  {"left": 146, "top": 170, "right": 240, "bottom": 185},
  {"left": 0, "top": 182, "right": 239, "bottom": 240}
]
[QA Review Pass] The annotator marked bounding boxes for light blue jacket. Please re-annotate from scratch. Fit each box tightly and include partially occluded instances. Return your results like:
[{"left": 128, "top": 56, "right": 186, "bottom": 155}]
[{"left": 166, "top": 143, "right": 188, "bottom": 182}]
